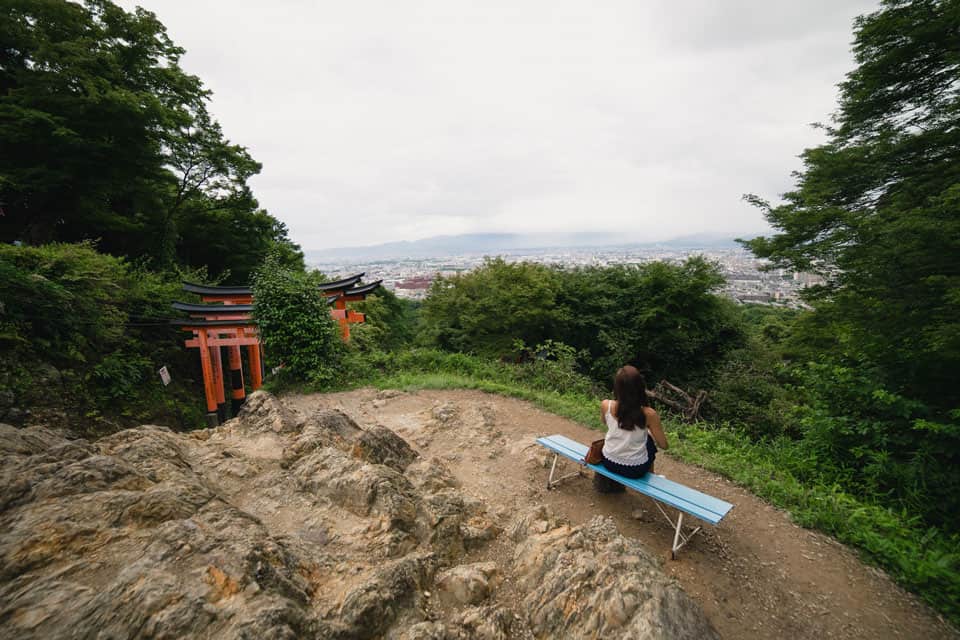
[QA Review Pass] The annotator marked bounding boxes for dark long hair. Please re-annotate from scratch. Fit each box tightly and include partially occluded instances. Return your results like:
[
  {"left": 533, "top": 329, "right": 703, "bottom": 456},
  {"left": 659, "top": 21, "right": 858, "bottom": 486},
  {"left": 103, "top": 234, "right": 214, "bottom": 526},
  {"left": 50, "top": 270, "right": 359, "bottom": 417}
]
[{"left": 613, "top": 365, "right": 648, "bottom": 431}]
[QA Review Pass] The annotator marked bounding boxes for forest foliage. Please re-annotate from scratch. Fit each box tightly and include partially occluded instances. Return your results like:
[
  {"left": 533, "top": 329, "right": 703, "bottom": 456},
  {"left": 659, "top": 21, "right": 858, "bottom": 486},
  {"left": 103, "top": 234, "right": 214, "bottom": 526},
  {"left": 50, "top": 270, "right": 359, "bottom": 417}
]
[
  {"left": 0, "top": 242, "right": 205, "bottom": 430},
  {"left": 0, "top": 0, "right": 303, "bottom": 282},
  {"left": 251, "top": 255, "right": 344, "bottom": 387},
  {"left": 420, "top": 256, "right": 742, "bottom": 388},
  {"left": 743, "top": 0, "right": 960, "bottom": 412}
]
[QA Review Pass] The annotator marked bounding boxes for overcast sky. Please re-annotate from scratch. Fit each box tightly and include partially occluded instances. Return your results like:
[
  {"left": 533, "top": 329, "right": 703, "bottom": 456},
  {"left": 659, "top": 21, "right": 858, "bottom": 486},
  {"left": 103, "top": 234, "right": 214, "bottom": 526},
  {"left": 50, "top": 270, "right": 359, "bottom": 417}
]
[{"left": 119, "top": 0, "right": 878, "bottom": 250}]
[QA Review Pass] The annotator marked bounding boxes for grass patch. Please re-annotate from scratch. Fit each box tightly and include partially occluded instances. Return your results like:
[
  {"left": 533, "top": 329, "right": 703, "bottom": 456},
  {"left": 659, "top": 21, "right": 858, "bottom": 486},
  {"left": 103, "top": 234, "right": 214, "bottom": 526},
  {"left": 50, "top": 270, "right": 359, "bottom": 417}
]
[{"left": 668, "top": 425, "right": 960, "bottom": 622}]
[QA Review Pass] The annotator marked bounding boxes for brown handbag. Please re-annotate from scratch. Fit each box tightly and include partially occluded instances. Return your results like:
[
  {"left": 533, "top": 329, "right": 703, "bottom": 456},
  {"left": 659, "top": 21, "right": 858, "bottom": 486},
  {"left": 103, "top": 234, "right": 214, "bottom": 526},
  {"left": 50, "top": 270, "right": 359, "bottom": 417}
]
[{"left": 585, "top": 439, "right": 604, "bottom": 465}]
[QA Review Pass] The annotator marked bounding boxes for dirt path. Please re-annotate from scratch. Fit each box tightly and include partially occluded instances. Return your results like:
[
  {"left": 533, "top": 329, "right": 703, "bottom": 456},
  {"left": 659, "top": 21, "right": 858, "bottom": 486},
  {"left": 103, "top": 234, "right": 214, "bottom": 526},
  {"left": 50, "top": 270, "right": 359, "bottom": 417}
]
[{"left": 287, "top": 388, "right": 957, "bottom": 640}]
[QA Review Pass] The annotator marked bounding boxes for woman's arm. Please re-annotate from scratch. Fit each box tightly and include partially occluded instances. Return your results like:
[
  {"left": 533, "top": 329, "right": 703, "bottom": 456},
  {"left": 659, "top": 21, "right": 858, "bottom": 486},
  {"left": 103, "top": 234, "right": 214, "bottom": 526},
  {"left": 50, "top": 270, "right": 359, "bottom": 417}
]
[
  {"left": 646, "top": 408, "right": 669, "bottom": 450},
  {"left": 600, "top": 399, "right": 609, "bottom": 426}
]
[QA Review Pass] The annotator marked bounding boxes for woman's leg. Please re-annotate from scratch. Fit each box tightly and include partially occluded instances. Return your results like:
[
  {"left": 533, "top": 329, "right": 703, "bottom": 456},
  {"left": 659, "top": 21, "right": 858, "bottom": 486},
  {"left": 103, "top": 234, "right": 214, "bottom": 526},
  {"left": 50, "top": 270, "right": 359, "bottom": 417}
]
[
  {"left": 593, "top": 473, "right": 625, "bottom": 493},
  {"left": 595, "top": 456, "right": 627, "bottom": 492}
]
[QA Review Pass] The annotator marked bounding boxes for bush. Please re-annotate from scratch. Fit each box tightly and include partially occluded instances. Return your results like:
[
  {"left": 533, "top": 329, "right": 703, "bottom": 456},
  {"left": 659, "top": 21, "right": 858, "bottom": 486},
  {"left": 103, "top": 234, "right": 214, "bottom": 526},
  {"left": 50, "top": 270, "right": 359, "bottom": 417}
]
[
  {"left": 418, "top": 256, "right": 744, "bottom": 389},
  {"left": 704, "top": 306, "right": 799, "bottom": 437},
  {"left": 793, "top": 363, "right": 960, "bottom": 532},
  {"left": 511, "top": 339, "right": 597, "bottom": 396},
  {"left": 420, "top": 258, "right": 566, "bottom": 356},
  {"left": 554, "top": 257, "right": 742, "bottom": 386},
  {"left": 0, "top": 242, "right": 205, "bottom": 431},
  {"left": 346, "top": 289, "right": 417, "bottom": 353},
  {"left": 252, "top": 255, "right": 344, "bottom": 386}
]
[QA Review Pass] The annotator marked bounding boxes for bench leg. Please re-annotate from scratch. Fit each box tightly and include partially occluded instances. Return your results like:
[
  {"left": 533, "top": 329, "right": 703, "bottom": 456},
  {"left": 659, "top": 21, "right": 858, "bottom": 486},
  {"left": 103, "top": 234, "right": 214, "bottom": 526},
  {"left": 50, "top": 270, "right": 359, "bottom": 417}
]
[
  {"left": 653, "top": 501, "right": 703, "bottom": 559},
  {"left": 546, "top": 454, "right": 583, "bottom": 490}
]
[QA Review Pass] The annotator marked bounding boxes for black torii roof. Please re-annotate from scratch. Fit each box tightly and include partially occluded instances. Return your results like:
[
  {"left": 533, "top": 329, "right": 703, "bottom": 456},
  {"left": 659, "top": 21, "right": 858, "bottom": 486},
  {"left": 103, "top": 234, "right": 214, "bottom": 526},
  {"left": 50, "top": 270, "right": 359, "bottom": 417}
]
[
  {"left": 182, "top": 282, "right": 252, "bottom": 296},
  {"left": 317, "top": 273, "right": 365, "bottom": 291},
  {"left": 182, "top": 273, "right": 366, "bottom": 296},
  {"left": 341, "top": 280, "right": 383, "bottom": 296},
  {"left": 172, "top": 301, "right": 254, "bottom": 314}
]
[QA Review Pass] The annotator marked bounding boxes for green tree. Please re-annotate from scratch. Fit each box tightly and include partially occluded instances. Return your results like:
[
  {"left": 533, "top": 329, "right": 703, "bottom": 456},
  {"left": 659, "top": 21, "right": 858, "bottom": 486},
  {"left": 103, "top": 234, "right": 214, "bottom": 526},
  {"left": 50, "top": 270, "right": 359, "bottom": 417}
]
[
  {"left": 251, "top": 254, "right": 343, "bottom": 386},
  {"left": 348, "top": 288, "right": 417, "bottom": 353},
  {"left": 420, "top": 258, "right": 566, "bottom": 356},
  {"left": 418, "top": 256, "right": 742, "bottom": 389},
  {"left": 0, "top": 0, "right": 201, "bottom": 248},
  {"left": 0, "top": 242, "right": 205, "bottom": 431},
  {"left": 554, "top": 258, "right": 741, "bottom": 385},
  {"left": 743, "top": 0, "right": 960, "bottom": 409},
  {"left": 0, "top": 0, "right": 302, "bottom": 280}
]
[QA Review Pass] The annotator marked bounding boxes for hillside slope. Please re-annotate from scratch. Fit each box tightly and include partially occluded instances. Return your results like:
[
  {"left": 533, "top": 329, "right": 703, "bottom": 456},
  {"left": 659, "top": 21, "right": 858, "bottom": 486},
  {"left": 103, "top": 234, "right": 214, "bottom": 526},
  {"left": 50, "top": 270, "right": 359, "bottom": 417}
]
[
  {"left": 287, "top": 388, "right": 959, "bottom": 640},
  {"left": 0, "top": 392, "right": 715, "bottom": 639}
]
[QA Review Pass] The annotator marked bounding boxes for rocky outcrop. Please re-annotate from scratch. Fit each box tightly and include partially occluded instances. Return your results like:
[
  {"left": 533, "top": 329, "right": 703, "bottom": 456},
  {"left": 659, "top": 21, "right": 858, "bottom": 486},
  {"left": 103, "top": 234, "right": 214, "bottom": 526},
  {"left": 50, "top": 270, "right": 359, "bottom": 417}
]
[
  {"left": 510, "top": 507, "right": 720, "bottom": 640},
  {"left": 435, "top": 561, "right": 501, "bottom": 605},
  {"left": 0, "top": 392, "right": 716, "bottom": 639}
]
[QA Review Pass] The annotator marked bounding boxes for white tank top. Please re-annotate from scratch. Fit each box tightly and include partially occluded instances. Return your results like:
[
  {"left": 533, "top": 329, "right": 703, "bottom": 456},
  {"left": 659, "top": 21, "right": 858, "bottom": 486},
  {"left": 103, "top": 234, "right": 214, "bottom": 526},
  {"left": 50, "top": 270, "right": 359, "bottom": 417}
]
[{"left": 601, "top": 403, "right": 649, "bottom": 466}]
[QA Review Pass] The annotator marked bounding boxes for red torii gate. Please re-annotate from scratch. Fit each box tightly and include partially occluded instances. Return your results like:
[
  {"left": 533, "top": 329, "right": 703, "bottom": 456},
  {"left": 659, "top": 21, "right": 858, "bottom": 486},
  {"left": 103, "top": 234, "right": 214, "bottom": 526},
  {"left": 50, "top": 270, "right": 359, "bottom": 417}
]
[
  {"left": 174, "top": 275, "right": 381, "bottom": 426},
  {"left": 172, "top": 299, "right": 260, "bottom": 426},
  {"left": 312, "top": 273, "right": 385, "bottom": 339}
]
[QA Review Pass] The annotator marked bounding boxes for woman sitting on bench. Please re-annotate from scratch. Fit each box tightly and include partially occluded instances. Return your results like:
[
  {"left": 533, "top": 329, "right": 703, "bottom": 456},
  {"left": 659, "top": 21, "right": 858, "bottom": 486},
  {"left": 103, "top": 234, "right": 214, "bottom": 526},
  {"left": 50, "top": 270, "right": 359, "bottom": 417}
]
[{"left": 594, "top": 365, "right": 670, "bottom": 493}]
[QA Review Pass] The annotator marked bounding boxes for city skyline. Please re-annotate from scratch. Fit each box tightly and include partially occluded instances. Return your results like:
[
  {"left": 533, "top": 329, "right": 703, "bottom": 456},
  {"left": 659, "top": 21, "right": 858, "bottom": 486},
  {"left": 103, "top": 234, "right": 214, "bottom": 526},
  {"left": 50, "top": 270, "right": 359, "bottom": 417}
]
[{"left": 310, "top": 243, "right": 817, "bottom": 309}]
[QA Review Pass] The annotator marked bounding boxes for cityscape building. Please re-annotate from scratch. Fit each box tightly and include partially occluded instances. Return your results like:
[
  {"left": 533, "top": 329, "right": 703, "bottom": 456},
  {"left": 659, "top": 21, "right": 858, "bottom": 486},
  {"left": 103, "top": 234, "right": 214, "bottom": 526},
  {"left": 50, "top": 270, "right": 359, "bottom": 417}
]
[{"left": 309, "top": 247, "right": 818, "bottom": 307}]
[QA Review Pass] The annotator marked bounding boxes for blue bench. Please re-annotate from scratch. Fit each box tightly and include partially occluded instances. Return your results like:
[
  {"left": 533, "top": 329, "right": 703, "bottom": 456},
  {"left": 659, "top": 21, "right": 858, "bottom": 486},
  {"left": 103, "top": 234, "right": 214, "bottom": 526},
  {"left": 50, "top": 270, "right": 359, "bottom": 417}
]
[{"left": 536, "top": 434, "right": 734, "bottom": 558}]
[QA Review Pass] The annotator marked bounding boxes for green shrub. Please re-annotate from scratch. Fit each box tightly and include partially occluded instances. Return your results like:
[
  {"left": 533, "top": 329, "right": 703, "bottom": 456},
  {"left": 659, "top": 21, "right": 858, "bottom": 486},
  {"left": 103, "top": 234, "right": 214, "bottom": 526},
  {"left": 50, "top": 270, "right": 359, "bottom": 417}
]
[
  {"left": 346, "top": 289, "right": 417, "bottom": 353},
  {"left": 702, "top": 305, "right": 803, "bottom": 437},
  {"left": 511, "top": 339, "right": 596, "bottom": 396},
  {"left": 252, "top": 255, "right": 344, "bottom": 386},
  {"left": 791, "top": 363, "right": 960, "bottom": 531},
  {"left": 668, "top": 422, "right": 960, "bottom": 623},
  {"left": 0, "top": 242, "right": 205, "bottom": 431},
  {"left": 420, "top": 257, "right": 565, "bottom": 357},
  {"left": 418, "top": 256, "right": 744, "bottom": 390}
]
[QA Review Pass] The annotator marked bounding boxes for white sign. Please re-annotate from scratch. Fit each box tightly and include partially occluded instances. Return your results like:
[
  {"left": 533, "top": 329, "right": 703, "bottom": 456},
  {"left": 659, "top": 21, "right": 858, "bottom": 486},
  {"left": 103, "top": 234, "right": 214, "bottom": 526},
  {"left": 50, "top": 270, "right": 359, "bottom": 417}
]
[{"left": 158, "top": 366, "right": 171, "bottom": 386}]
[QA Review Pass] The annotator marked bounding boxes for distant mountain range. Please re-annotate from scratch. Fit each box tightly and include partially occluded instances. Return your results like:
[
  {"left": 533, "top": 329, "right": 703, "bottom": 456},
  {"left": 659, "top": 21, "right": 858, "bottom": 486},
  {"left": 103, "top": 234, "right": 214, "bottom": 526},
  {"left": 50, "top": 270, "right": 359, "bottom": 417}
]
[{"left": 307, "top": 232, "right": 762, "bottom": 261}]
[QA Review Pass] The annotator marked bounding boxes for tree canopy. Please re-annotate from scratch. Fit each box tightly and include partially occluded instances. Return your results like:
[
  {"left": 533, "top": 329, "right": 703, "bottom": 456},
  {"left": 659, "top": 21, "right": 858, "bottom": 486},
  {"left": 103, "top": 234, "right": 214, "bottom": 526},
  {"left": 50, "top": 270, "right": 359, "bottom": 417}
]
[
  {"left": 744, "top": 0, "right": 960, "bottom": 409},
  {"left": 419, "top": 257, "right": 742, "bottom": 387},
  {"left": 0, "top": 0, "right": 302, "bottom": 281}
]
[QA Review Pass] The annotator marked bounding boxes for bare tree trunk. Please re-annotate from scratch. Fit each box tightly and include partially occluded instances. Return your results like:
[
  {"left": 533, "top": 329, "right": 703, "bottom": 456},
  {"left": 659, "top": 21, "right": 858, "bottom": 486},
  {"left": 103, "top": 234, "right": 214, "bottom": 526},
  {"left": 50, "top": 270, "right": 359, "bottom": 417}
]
[{"left": 647, "top": 380, "right": 707, "bottom": 421}]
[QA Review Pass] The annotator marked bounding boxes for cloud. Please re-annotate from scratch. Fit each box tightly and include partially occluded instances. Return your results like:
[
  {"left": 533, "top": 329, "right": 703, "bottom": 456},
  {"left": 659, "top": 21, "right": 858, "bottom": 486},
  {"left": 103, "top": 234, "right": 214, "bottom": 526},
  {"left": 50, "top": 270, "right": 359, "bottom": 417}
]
[{"left": 117, "top": 0, "right": 878, "bottom": 249}]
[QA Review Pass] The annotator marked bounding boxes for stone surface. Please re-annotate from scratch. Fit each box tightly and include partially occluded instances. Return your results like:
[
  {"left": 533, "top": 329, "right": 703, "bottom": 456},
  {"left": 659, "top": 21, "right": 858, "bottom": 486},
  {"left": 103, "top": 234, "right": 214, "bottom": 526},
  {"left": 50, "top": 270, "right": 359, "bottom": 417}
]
[
  {"left": 0, "top": 392, "right": 715, "bottom": 640},
  {"left": 510, "top": 510, "right": 720, "bottom": 640},
  {"left": 435, "top": 562, "right": 500, "bottom": 605},
  {"left": 352, "top": 424, "right": 418, "bottom": 471}
]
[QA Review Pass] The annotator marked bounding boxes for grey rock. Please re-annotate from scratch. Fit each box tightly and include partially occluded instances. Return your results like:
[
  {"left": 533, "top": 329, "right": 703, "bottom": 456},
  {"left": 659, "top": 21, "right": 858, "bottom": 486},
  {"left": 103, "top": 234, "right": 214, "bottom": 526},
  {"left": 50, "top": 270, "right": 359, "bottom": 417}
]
[
  {"left": 352, "top": 424, "right": 418, "bottom": 471},
  {"left": 282, "top": 408, "right": 363, "bottom": 465},
  {"left": 435, "top": 562, "right": 500, "bottom": 605},
  {"left": 430, "top": 402, "right": 458, "bottom": 425},
  {"left": 291, "top": 447, "right": 419, "bottom": 532},
  {"left": 234, "top": 390, "right": 306, "bottom": 434},
  {"left": 397, "top": 621, "right": 449, "bottom": 640},
  {"left": 405, "top": 457, "right": 460, "bottom": 493},
  {"left": 450, "top": 605, "right": 516, "bottom": 640},
  {"left": 0, "top": 392, "right": 714, "bottom": 640},
  {"left": 335, "top": 552, "right": 435, "bottom": 638},
  {"left": 510, "top": 510, "right": 719, "bottom": 640}
]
